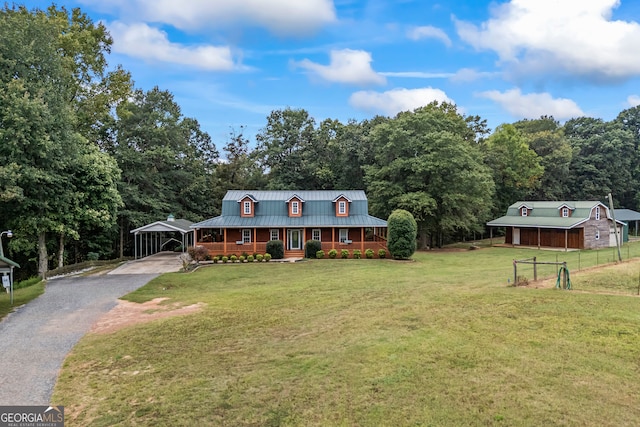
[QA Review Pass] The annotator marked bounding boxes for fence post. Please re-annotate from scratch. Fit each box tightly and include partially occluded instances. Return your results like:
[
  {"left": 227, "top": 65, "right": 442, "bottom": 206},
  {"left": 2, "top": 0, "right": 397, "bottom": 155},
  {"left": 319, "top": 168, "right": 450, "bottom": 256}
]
[
  {"left": 533, "top": 256, "right": 537, "bottom": 281},
  {"left": 562, "top": 262, "right": 567, "bottom": 289},
  {"left": 513, "top": 260, "right": 517, "bottom": 284}
]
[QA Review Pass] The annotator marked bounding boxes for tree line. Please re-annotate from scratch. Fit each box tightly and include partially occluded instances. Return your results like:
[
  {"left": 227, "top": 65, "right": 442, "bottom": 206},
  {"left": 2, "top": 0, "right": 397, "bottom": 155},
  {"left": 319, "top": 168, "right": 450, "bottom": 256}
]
[{"left": 2, "top": 5, "right": 639, "bottom": 278}]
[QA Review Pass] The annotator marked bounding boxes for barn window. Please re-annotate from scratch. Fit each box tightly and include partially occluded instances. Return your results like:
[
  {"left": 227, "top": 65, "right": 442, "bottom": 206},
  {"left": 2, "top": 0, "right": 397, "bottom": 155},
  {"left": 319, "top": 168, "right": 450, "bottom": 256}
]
[
  {"left": 595, "top": 228, "right": 600, "bottom": 240},
  {"left": 521, "top": 207, "right": 528, "bottom": 217},
  {"left": 595, "top": 206, "right": 601, "bottom": 220},
  {"left": 562, "top": 208, "right": 569, "bottom": 218}
]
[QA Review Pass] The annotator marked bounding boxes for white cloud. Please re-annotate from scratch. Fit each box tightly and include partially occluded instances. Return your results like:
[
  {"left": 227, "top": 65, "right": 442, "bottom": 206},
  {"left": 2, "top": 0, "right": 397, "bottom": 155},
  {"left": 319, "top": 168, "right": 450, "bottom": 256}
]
[
  {"left": 407, "top": 25, "right": 452, "bottom": 47},
  {"left": 296, "top": 49, "right": 386, "bottom": 86},
  {"left": 628, "top": 95, "right": 640, "bottom": 107},
  {"left": 455, "top": 0, "right": 640, "bottom": 80},
  {"left": 349, "top": 87, "right": 453, "bottom": 116},
  {"left": 86, "top": 0, "right": 336, "bottom": 36},
  {"left": 380, "top": 71, "right": 454, "bottom": 79},
  {"left": 450, "top": 68, "right": 499, "bottom": 83},
  {"left": 108, "top": 22, "right": 236, "bottom": 71},
  {"left": 479, "top": 88, "right": 584, "bottom": 119}
]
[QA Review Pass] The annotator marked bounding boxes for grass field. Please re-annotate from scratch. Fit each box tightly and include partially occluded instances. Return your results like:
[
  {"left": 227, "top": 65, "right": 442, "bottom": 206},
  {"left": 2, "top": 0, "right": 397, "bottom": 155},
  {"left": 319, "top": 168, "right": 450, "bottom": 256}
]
[{"left": 53, "top": 244, "right": 640, "bottom": 426}]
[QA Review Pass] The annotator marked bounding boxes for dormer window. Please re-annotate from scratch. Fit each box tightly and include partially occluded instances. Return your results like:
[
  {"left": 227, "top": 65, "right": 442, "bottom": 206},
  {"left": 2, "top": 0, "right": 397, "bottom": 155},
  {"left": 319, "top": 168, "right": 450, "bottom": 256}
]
[
  {"left": 238, "top": 194, "right": 258, "bottom": 218},
  {"left": 333, "top": 194, "right": 351, "bottom": 217},
  {"left": 595, "top": 206, "right": 601, "bottom": 220},
  {"left": 521, "top": 207, "right": 528, "bottom": 217},
  {"left": 286, "top": 194, "right": 304, "bottom": 217},
  {"left": 562, "top": 207, "right": 569, "bottom": 218}
]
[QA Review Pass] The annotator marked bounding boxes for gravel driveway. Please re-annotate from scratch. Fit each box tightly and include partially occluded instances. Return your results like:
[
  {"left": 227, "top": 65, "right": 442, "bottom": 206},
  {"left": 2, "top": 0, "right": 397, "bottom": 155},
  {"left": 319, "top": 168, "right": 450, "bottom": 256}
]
[{"left": 0, "top": 273, "right": 157, "bottom": 405}]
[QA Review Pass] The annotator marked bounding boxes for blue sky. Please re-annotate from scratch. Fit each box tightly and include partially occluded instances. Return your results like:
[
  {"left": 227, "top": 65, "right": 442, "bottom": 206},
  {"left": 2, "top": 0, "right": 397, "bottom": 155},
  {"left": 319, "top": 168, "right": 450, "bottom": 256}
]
[{"left": 18, "top": 0, "right": 640, "bottom": 146}]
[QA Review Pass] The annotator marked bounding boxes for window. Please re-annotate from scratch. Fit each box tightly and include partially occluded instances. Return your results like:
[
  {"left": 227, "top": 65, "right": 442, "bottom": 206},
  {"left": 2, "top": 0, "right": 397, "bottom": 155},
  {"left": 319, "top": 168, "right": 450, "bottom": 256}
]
[
  {"left": 339, "top": 229, "right": 348, "bottom": 243},
  {"left": 291, "top": 201, "right": 299, "bottom": 215},
  {"left": 595, "top": 206, "right": 601, "bottom": 220},
  {"left": 312, "top": 229, "right": 321, "bottom": 241},
  {"left": 521, "top": 207, "right": 528, "bottom": 217},
  {"left": 595, "top": 228, "right": 600, "bottom": 240},
  {"left": 562, "top": 208, "right": 569, "bottom": 218},
  {"left": 242, "top": 229, "right": 251, "bottom": 244},
  {"left": 243, "top": 201, "right": 251, "bottom": 215},
  {"left": 338, "top": 201, "right": 346, "bottom": 215},
  {"left": 270, "top": 229, "right": 279, "bottom": 241}
]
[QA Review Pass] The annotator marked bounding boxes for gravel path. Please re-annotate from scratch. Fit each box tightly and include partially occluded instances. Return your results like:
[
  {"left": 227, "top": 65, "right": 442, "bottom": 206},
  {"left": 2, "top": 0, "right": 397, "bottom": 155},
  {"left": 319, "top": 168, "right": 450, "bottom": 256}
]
[{"left": 0, "top": 274, "right": 157, "bottom": 405}]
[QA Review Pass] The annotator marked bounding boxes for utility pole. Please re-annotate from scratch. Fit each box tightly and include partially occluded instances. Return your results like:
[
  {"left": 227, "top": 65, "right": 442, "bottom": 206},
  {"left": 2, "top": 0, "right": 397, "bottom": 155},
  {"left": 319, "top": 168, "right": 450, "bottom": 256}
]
[{"left": 608, "top": 193, "right": 622, "bottom": 262}]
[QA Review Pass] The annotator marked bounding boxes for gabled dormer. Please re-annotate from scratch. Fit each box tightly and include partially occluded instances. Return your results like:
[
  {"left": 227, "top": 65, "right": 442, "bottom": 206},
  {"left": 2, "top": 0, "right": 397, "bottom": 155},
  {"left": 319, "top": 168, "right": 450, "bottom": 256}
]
[
  {"left": 557, "top": 203, "right": 575, "bottom": 218},
  {"left": 238, "top": 194, "right": 258, "bottom": 218},
  {"left": 286, "top": 194, "right": 304, "bottom": 217},
  {"left": 333, "top": 194, "right": 352, "bottom": 217},
  {"left": 517, "top": 203, "right": 533, "bottom": 217}
]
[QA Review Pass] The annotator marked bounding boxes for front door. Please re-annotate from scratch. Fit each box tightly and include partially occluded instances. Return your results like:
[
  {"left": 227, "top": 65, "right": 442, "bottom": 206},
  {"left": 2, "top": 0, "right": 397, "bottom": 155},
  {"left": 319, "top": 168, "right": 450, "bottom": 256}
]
[{"left": 288, "top": 229, "right": 302, "bottom": 250}]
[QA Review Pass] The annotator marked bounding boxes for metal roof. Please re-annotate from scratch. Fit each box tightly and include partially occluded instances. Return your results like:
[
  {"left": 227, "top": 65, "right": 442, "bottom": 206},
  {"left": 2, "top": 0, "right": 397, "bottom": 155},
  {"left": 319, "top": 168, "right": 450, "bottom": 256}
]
[
  {"left": 0, "top": 255, "right": 19, "bottom": 268},
  {"left": 487, "top": 200, "right": 618, "bottom": 229},
  {"left": 223, "top": 190, "right": 368, "bottom": 202},
  {"left": 131, "top": 218, "right": 194, "bottom": 234},
  {"left": 192, "top": 214, "right": 387, "bottom": 229},
  {"left": 614, "top": 209, "right": 640, "bottom": 222}
]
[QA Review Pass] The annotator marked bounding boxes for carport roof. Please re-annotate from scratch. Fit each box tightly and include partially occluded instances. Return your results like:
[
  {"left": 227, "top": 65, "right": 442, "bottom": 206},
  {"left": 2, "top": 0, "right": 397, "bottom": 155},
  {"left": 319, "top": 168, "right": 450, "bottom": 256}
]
[{"left": 131, "top": 218, "right": 194, "bottom": 234}]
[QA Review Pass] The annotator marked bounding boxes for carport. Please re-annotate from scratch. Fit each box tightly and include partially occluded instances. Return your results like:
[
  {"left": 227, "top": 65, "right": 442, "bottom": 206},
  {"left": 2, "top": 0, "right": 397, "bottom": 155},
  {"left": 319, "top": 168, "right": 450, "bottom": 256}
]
[
  {"left": 131, "top": 215, "right": 195, "bottom": 259},
  {"left": 614, "top": 209, "right": 640, "bottom": 238}
]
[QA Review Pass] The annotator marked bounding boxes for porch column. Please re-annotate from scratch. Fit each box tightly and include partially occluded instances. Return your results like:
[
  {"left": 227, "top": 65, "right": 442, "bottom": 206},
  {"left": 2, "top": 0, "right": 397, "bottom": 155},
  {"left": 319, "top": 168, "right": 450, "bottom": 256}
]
[
  {"left": 253, "top": 228, "right": 257, "bottom": 254},
  {"left": 361, "top": 228, "right": 365, "bottom": 253},
  {"left": 332, "top": 228, "right": 335, "bottom": 247},
  {"left": 223, "top": 229, "right": 227, "bottom": 254},
  {"left": 283, "top": 228, "right": 287, "bottom": 251},
  {"left": 134, "top": 232, "right": 138, "bottom": 259},
  {"left": 537, "top": 228, "right": 540, "bottom": 249},
  {"left": 565, "top": 229, "right": 568, "bottom": 252}
]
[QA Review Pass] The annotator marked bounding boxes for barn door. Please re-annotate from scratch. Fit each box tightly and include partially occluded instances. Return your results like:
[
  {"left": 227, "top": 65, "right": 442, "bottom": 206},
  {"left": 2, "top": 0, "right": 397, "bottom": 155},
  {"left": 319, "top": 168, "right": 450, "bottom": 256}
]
[{"left": 513, "top": 228, "right": 520, "bottom": 245}]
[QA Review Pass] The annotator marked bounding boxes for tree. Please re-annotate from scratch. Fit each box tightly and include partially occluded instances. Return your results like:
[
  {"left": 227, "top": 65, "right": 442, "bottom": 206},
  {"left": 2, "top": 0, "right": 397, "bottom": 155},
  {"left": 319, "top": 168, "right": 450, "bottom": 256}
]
[
  {"left": 513, "top": 117, "right": 571, "bottom": 201},
  {"left": 0, "top": 5, "right": 121, "bottom": 277},
  {"left": 387, "top": 209, "right": 417, "bottom": 259},
  {"left": 564, "top": 117, "right": 636, "bottom": 208},
  {"left": 482, "top": 124, "right": 544, "bottom": 217},
  {"left": 365, "top": 102, "right": 494, "bottom": 248},
  {"left": 254, "top": 108, "right": 316, "bottom": 189},
  {"left": 107, "top": 87, "right": 218, "bottom": 256}
]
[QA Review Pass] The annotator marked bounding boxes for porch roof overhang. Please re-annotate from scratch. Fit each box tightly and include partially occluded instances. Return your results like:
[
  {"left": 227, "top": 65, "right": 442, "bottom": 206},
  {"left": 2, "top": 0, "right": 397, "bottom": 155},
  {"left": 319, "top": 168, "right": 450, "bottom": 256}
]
[
  {"left": 0, "top": 255, "right": 19, "bottom": 268},
  {"left": 486, "top": 216, "right": 588, "bottom": 230},
  {"left": 191, "top": 214, "right": 387, "bottom": 229}
]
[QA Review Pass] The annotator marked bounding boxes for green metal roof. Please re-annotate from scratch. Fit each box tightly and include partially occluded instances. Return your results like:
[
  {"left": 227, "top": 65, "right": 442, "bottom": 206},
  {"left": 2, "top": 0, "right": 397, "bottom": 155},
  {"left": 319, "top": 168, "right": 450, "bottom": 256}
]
[
  {"left": 193, "top": 190, "right": 387, "bottom": 229},
  {"left": 0, "top": 255, "right": 20, "bottom": 268},
  {"left": 192, "top": 214, "right": 387, "bottom": 228},
  {"left": 487, "top": 201, "right": 612, "bottom": 229}
]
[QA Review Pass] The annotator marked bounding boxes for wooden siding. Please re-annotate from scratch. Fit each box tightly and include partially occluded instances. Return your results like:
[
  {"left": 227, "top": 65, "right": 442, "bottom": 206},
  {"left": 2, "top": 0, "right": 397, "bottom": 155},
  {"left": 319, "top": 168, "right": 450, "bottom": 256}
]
[{"left": 506, "top": 227, "right": 584, "bottom": 249}]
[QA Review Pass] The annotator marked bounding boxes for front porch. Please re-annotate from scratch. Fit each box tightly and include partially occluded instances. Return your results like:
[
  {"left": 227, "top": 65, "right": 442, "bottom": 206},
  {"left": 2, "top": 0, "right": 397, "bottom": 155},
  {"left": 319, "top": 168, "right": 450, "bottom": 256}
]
[{"left": 194, "top": 226, "right": 387, "bottom": 258}]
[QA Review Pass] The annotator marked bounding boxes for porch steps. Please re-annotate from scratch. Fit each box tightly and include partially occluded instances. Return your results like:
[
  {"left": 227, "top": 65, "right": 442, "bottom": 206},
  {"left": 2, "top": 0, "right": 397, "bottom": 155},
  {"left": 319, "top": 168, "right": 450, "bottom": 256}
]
[{"left": 285, "top": 250, "right": 305, "bottom": 259}]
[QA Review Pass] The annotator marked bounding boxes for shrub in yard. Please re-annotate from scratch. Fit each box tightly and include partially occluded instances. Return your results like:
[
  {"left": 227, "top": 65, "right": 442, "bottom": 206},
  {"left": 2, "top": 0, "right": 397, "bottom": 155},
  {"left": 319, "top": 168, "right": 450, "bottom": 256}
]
[
  {"left": 328, "top": 249, "right": 338, "bottom": 259},
  {"left": 230, "top": 255, "right": 238, "bottom": 263},
  {"left": 256, "top": 254, "right": 264, "bottom": 262},
  {"left": 266, "top": 240, "right": 284, "bottom": 259},
  {"left": 221, "top": 256, "right": 228, "bottom": 263},
  {"left": 247, "top": 255, "right": 254, "bottom": 262},
  {"left": 378, "top": 249, "right": 386, "bottom": 258},
  {"left": 365, "top": 249, "right": 374, "bottom": 259},
  {"left": 353, "top": 249, "right": 362, "bottom": 259},
  {"left": 238, "top": 255, "right": 245, "bottom": 262},
  {"left": 316, "top": 250, "right": 325, "bottom": 259},
  {"left": 212, "top": 256, "right": 219, "bottom": 264},
  {"left": 187, "top": 245, "right": 209, "bottom": 264},
  {"left": 264, "top": 253, "right": 272, "bottom": 262},
  {"left": 305, "top": 240, "right": 322, "bottom": 258},
  {"left": 387, "top": 209, "right": 417, "bottom": 260},
  {"left": 341, "top": 249, "right": 349, "bottom": 259}
]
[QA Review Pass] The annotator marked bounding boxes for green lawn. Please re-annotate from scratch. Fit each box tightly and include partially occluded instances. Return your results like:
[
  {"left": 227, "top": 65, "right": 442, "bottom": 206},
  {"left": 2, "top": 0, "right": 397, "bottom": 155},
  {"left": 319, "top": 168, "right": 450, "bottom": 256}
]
[{"left": 53, "top": 245, "right": 640, "bottom": 426}]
